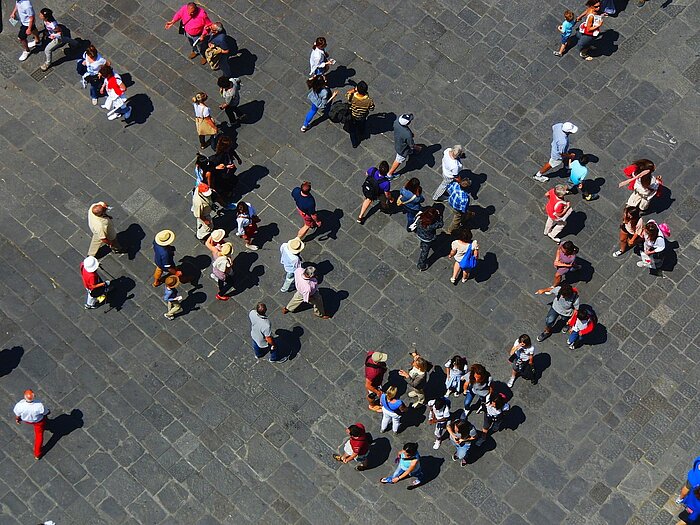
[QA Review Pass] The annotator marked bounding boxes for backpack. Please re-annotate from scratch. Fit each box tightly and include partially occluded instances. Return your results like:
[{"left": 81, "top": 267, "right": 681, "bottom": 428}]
[
  {"left": 362, "top": 168, "right": 385, "bottom": 199},
  {"left": 459, "top": 242, "right": 478, "bottom": 270},
  {"left": 328, "top": 101, "right": 350, "bottom": 124}
]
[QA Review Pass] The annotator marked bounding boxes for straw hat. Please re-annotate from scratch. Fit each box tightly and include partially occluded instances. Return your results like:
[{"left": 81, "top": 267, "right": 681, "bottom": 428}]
[
  {"left": 287, "top": 237, "right": 305, "bottom": 255},
  {"left": 155, "top": 230, "right": 175, "bottom": 246},
  {"left": 220, "top": 242, "right": 233, "bottom": 256},
  {"left": 211, "top": 229, "right": 226, "bottom": 243},
  {"left": 164, "top": 275, "right": 180, "bottom": 288}
]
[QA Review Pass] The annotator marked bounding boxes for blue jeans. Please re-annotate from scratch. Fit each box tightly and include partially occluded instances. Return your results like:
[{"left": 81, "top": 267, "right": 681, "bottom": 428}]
[
  {"left": 577, "top": 34, "right": 595, "bottom": 52},
  {"left": 545, "top": 307, "right": 569, "bottom": 330},
  {"left": 390, "top": 464, "right": 424, "bottom": 483},
  {"left": 76, "top": 61, "right": 100, "bottom": 100},
  {"left": 252, "top": 340, "right": 267, "bottom": 358},
  {"left": 417, "top": 240, "right": 432, "bottom": 270},
  {"left": 303, "top": 103, "right": 329, "bottom": 128},
  {"left": 568, "top": 331, "right": 580, "bottom": 345},
  {"left": 281, "top": 271, "right": 295, "bottom": 292},
  {"left": 463, "top": 390, "right": 485, "bottom": 413},
  {"left": 451, "top": 437, "right": 472, "bottom": 460}
]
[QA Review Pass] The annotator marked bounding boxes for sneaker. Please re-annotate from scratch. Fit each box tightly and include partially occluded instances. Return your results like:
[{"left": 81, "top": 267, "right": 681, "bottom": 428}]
[
  {"left": 300, "top": 126, "right": 308, "bottom": 132},
  {"left": 561, "top": 326, "right": 569, "bottom": 333},
  {"left": 215, "top": 294, "right": 229, "bottom": 301},
  {"left": 433, "top": 440, "right": 441, "bottom": 450},
  {"left": 637, "top": 261, "right": 651, "bottom": 268},
  {"left": 246, "top": 244, "right": 258, "bottom": 251},
  {"left": 164, "top": 313, "right": 174, "bottom": 320},
  {"left": 108, "top": 112, "right": 120, "bottom": 121},
  {"left": 584, "top": 194, "right": 599, "bottom": 201},
  {"left": 210, "top": 273, "right": 217, "bottom": 281},
  {"left": 533, "top": 174, "right": 549, "bottom": 182},
  {"left": 453, "top": 391, "right": 460, "bottom": 397},
  {"left": 269, "top": 356, "right": 288, "bottom": 363},
  {"left": 19, "top": 51, "right": 30, "bottom": 62},
  {"left": 549, "top": 236, "right": 561, "bottom": 244},
  {"left": 568, "top": 342, "right": 576, "bottom": 350},
  {"left": 188, "top": 51, "right": 198, "bottom": 59},
  {"left": 537, "top": 332, "right": 550, "bottom": 342},
  {"left": 452, "top": 453, "right": 458, "bottom": 462},
  {"left": 408, "top": 479, "right": 421, "bottom": 488},
  {"left": 676, "top": 497, "right": 684, "bottom": 505},
  {"left": 356, "top": 465, "right": 368, "bottom": 471},
  {"left": 553, "top": 51, "right": 562, "bottom": 57},
  {"left": 40, "top": 63, "right": 50, "bottom": 71},
  {"left": 84, "top": 304, "right": 96, "bottom": 310},
  {"left": 461, "top": 458, "right": 468, "bottom": 467},
  {"left": 80, "top": 78, "right": 87, "bottom": 88},
  {"left": 612, "top": 250, "right": 623, "bottom": 257},
  {"left": 91, "top": 98, "right": 98, "bottom": 105},
  {"left": 450, "top": 277, "right": 456, "bottom": 284},
  {"left": 507, "top": 377, "right": 515, "bottom": 388},
  {"left": 27, "top": 40, "right": 37, "bottom": 49}
]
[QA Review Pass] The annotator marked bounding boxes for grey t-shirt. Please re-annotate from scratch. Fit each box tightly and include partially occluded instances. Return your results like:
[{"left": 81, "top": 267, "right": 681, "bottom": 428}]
[
  {"left": 249, "top": 310, "right": 272, "bottom": 347},
  {"left": 393, "top": 120, "right": 415, "bottom": 157},
  {"left": 455, "top": 421, "right": 478, "bottom": 441},
  {"left": 550, "top": 286, "right": 580, "bottom": 316}
]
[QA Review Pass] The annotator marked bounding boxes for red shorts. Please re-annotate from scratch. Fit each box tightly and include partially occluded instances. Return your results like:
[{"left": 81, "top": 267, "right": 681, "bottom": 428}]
[
  {"left": 243, "top": 223, "right": 257, "bottom": 240},
  {"left": 297, "top": 209, "right": 319, "bottom": 228}
]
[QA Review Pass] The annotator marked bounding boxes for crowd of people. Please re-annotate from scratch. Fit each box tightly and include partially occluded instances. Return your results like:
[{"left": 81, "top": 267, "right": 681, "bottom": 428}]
[{"left": 8, "top": 0, "right": 690, "bottom": 520}]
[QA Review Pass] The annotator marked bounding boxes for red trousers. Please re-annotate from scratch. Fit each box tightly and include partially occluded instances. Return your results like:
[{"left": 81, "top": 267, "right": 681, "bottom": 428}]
[{"left": 24, "top": 417, "right": 45, "bottom": 458}]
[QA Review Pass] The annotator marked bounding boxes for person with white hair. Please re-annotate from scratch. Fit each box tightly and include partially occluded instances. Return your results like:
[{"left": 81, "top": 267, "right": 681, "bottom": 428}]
[{"left": 433, "top": 145, "right": 465, "bottom": 201}]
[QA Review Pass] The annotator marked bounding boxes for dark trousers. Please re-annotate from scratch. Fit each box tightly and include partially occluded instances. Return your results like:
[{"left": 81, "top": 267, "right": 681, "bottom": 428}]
[
  {"left": 347, "top": 117, "right": 367, "bottom": 148},
  {"left": 217, "top": 275, "right": 233, "bottom": 295},
  {"left": 76, "top": 61, "right": 100, "bottom": 99},
  {"left": 224, "top": 105, "right": 240, "bottom": 124},
  {"left": 417, "top": 240, "right": 432, "bottom": 270}
]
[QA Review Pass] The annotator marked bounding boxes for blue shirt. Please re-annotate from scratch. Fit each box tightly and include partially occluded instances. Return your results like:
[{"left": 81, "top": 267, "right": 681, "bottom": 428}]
[
  {"left": 209, "top": 31, "right": 230, "bottom": 51},
  {"left": 683, "top": 489, "right": 700, "bottom": 524},
  {"left": 399, "top": 187, "right": 424, "bottom": 211},
  {"left": 291, "top": 187, "right": 316, "bottom": 215},
  {"left": 569, "top": 160, "right": 588, "bottom": 185},
  {"left": 153, "top": 242, "right": 175, "bottom": 270},
  {"left": 447, "top": 182, "right": 470, "bottom": 212},
  {"left": 163, "top": 287, "right": 178, "bottom": 302},
  {"left": 368, "top": 167, "right": 391, "bottom": 193},
  {"left": 561, "top": 20, "right": 574, "bottom": 38},
  {"left": 550, "top": 123, "right": 569, "bottom": 160}
]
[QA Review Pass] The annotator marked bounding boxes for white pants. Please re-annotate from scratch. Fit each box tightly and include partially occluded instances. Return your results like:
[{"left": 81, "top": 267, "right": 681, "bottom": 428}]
[{"left": 380, "top": 408, "right": 401, "bottom": 433}]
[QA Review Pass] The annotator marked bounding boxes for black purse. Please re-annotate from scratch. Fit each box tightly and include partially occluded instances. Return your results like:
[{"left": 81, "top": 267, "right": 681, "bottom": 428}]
[{"left": 178, "top": 21, "right": 185, "bottom": 35}]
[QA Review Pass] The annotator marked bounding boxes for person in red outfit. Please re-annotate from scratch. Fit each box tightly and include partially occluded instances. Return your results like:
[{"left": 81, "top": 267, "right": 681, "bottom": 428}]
[
  {"left": 364, "top": 351, "right": 387, "bottom": 412},
  {"left": 80, "top": 256, "right": 110, "bottom": 309},
  {"left": 13, "top": 390, "right": 49, "bottom": 459},
  {"left": 333, "top": 423, "right": 371, "bottom": 471}
]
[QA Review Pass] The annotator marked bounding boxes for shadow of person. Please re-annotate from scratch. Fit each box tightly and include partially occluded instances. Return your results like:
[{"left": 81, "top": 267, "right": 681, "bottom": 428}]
[
  {"left": 399, "top": 405, "right": 426, "bottom": 430},
  {"left": 232, "top": 252, "right": 264, "bottom": 294},
  {"left": 415, "top": 455, "right": 444, "bottom": 486},
  {"left": 273, "top": 326, "right": 304, "bottom": 360},
  {"left": 474, "top": 252, "right": 498, "bottom": 283},
  {"left": 648, "top": 186, "right": 674, "bottom": 215},
  {"left": 178, "top": 290, "right": 207, "bottom": 316},
  {"left": 426, "top": 232, "right": 451, "bottom": 267},
  {"left": 315, "top": 208, "right": 344, "bottom": 241},
  {"left": 399, "top": 143, "right": 441, "bottom": 176},
  {"left": 367, "top": 112, "right": 397, "bottom": 136},
  {"left": 502, "top": 405, "right": 526, "bottom": 432},
  {"left": 117, "top": 223, "right": 145, "bottom": 260},
  {"left": 178, "top": 254, "right": 212, "bottom": 288},
  {"left": 42, "top": 409, "right": 84, "bottom": 457},
  {"left": 566, "top": 257, "right": 594, "bottom": 285},
  {"left": 51, "top": 35, "right": 85, "bottom": 66},
  {"left": 0, "top": 346, "right": 24, "bottom": 377},
  {"left": 313, "top": 260, "right": 335, "bottom": 283},
  {"left": 325, "top": 65, "right": 356, "bottom": 88},
  {"left": 104, "top": 276, "right": 135, "bottom": 311},
  {"left": 467, "top": 204, "right": 496, "bottom": 232},
  {"left": 532, "top": 353, "right": 551, "bottom": 383},
  {"left": 585, "top": 176, "right": 606, "bottom": 197},
  {"left": 461, "top": 170, "right": 488, "bottom": 200},
  {"left": 465, "top": 436, "right": 497, "bottom": 464},
  {"left": 230, "top": 48, "right": 257, "bottom": 77},
  {"left": 660, "top": 240, "right": 679, "bottom": 272},
  {"left": 561, "top": 211, "right": 587, "bottom": 237},
  {"left": 253, "top": 222, "right": 279, "bottom": 249},
  {"left": 236, "top": 100, "right": 265, "bottom": 125},
  {"left": 318, "top": 288, "right": 348, "bottom": 317},
  {"left": 232, "top": 165, "right": 270, "bottom": 201},
  {"left": 366, "top": 436, "right": 392, "bottom": 469},
  {"left": 424, "top": 365, "right": 447, "bottom": 400},
  {"left": 124, "top": 93, "right": 154, "bottom": 126},
  {"left": 386, "top": 370, "right": 408, "bottom": 397},
  {"left": 589, "top": 29, "right": 619, "bottom": 58}
]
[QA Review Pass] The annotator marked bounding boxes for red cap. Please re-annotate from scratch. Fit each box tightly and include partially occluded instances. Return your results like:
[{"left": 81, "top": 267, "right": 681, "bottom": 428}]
[
  {"left": 24, "top": 389, "right": 34, "bottom": 401},
  {"left": 197, "top": 183, "right": 212, "bottom": 196}
]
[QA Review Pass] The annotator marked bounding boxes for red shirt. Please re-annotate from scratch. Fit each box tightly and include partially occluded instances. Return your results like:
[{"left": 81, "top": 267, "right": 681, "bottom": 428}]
[
  {"left": 80, "top": 263, "right": 100, "bottom": 290},
  {"left": 364, "top": 351, "right": 386, "bottom": 388},
  {"left": 545, "top": 188, "right": 568, "bottom": 220},
  {"left": 349, "top": 423, "right": 370, "bottom": 455}
]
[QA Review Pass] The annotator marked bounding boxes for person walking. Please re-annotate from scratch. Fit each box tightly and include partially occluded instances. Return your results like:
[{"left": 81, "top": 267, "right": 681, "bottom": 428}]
[
  {"left": 553, "top": 9, "right": 575, "bottom": 57},
  {"left": 212, "top": 242, "right": 234, "bottom": 300},
  {"left": 357, "top": 161, "right": 393, "bottom": 225},
  {"left": 475, "top": 392, "right": 510, "bottom": 445},
  {"left": 675, "top": 456, "right": 700, "bottom": 506},
  {"left": 301, "top": 75, "right": 338, "bottom": 132},
  {"left": 626, "top": 171, "right": 661, "bottom": 213},
  {"left": 250, "top": 303, "right": 286, "bottom": 362},
  {"left": 446, "top": 418, "right": 479, "bottom": 467},
  {"left": 433, "top": 145, "right": 465, "bottom": 201},
  {"left": 380, "top": 443, "right": 424, "bottom": 489},
  {"left": 677, "top": 486, "right": 700, "bottom": 525},
  {"left": 387, "top": 114, "right": 423, "bottom": 178},
  {"left": 365, "top": 351, "right": 388, "bottom": 413},
  {"left": 565, "top": 306, "right": 596, "bottom": 349},
  {"left": 291, "top": 181, "right": 321, "bottom": 240},
  {"left": 622, "top": 159, "right": 656, "bottom": 190},
  {"left": 533, "top": 122, "right": 578, "bottom": 182},
  {"left": 444, "top": 355, "right": 469, "bottom": 397},
  {"left": 217, "top": 76, "right": 243, "bottom": 125},
  {"left": 333, "top": 423, "right": 370, "bottom": 471},
  {"left": 152, "top": 230, "right": 178, "bottom": 287},
  {"left": 38, "top": 8, "right": 78, "bottom": 71},
  {"left": 309, "top": 36, "right": 335, "bottom": 78},
  {"left": 448, "top": 228, "right": 479, "bottom": 284},
  {"left": 463, "top": 363, "right": 492, "bottom": 417},
  {"left": 536, "top": 283, "right": 580, "bottom": 342},
  {"left": 543, "top": 184, "right": 573, "bottom": 244},
  {"left": 566, "top": 155, "right": 597, "bottom": 200},
  {"left": 87, "top": 201, "right": 125, "bottom": 256},
  {"left": 192, "top": 183, "right": 214, "bottom": 241},
  {"left": 638, "top": 220, "right": 666, "bottom": 276},
  {"left": 279, "top": 238, "right": 304, "bottom": 292},
  {"left": 11, "top": 0, "right": 40, "bottom": 62},
  {"left": 204, "top": 22, "right": 235, "bottom": 76},
  {"left": 235, "top": 202, "right": 259, "bottom": 250},
  {"left": 427, "top": 396, "right": 451, "bottom": 449},
  {"left": 379, "top": 386, "right": 406, "bottom": 434},
  {"left": 446, "top": 177, "right": 473, "bottom": 234},
  {"left": 414, "top": 207, "right": 444, "bottom": 271},
  {"left": 507, "top": 334, "right": 536, "bottom": 387},
  {"left": 76, "top": 45, "right": 107, "bottom": 105},
  {"left": 163, "top": 275, "right": 183, "bottom": 320},
  {"left": 345, "top": 81, "right": 374, "bottom": 148},
  {"left": 282, "top": 266, "right": 329, "bottom": 319},
  {"left": 399, "top": 351, "right": 431, "bottom": 408},
  {"left": 164, "top": 2, "right": 212, "bottom": 62},
  {"left": 80, "top": 256, "right": 110, "bottom": 309},
  {"left": 575, "top": 0, "right": 604, "bottom": 61},
  {"left": 205, "top": 229, "right": 226, "bottom": 259},
  {"left": 613, "top": 206, "right": 644, "bottom": 257},
  {"left": 192, "top": 92, "right": 217, "bottom": 149},
  {"left": 535, "top": 241, "right": 580, "bottom": 294},
  {"left": 98, "top": 65, "right": 132, "bottom": 121},
  {"left": 13, "top": 390, "right": 49, "bottom": 459},
  {"left": 398, "top": 178, "right": 424, "bottom": 231}
]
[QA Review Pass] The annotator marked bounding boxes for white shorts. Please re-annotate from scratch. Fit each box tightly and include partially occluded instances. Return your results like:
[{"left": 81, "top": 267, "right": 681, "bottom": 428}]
[
  {"left": 343, "top": 440, "right": 368, "bottom": 461},
  {"left": 395, "top": 153, "right": 408, "bottom": 163},
  {"left": 549, "top": 157, "right": 563, "bottom": 168}
]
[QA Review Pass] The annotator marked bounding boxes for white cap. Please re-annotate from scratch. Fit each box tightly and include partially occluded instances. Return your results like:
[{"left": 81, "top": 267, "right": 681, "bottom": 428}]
[
  {"left": 562, "top": 122, "right": 578, "bottom": 134},
  {"left": 398, "top": 113, "right": 413, "bottom": 126}
]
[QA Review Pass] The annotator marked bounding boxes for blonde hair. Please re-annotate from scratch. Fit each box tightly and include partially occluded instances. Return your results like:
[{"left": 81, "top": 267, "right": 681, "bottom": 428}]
[
  {"left": 385, "top": 386, "right": 398, "bottom": 400},
  {"left": 192, "top": 92, "right": 208, "bottom": 103}
]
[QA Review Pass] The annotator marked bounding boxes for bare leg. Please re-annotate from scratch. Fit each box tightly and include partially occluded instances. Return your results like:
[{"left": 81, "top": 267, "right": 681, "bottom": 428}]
[
  {"left": 358, "top": 198, "right": 372, "bottom": 220},
  {"left": 387, "top": 160, "right": 401, "bottom": 176},
  {"left": 297, "top": 224, "right": 311, "bottom": 239},
  {"left": 452, "top": 262, "right": 461, "bottom": 281},
  {"left": 539, "top": 161, "right": 552, "bottom": 175}
]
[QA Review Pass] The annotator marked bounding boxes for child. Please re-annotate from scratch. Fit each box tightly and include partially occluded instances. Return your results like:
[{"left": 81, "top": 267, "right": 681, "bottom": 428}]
[
  {"left": 163, "top": 275, "right": 183, "bottom": 320},
  {"left": 427, "top": 396, "right": 451, "bottom": 449},
  {"left": 235, "top": 201, "right": 260, "bottom": 251},
  {"left": 444, "top": 356, "right": 468, "bottom": 397},
  {"left": 476, "top": 392, "right": 510, "bottom": 445},
  {"left": 507, "top": 334, "right": 536, "bottom": 388},
  {"left": 567, "top": 155, "right": 598, "bottom": 200},
  {"left": 554, "top": 10, "right": 575, "bottom": 57},
  {"left": 566, "top": 307, "right": 595, "bottom": 349}
]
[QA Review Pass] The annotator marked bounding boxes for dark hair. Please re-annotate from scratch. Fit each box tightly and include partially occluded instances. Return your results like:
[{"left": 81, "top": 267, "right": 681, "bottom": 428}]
[
  {"left": 459, "top": 177, "right": 472, "bottom": 189},
  {"left": 40, "top": 8, "right": 55, "bottom": 22},
  {"left": 585, "top": 0, "right": 600, "bottom": 6},
  {"left": 469, "top": 363, "right": 489, "bottom": 383},
  {"left": 306, "top": 75, "right": 327, "bottom": 93},
  {"left": 99, "top": 64, "right": 113, "bottom": 77},
  {"left": 433, "top": 397, "right": 446, "bottom": 410},
  {"left": 577, "top": 308, "right": 590, "bottom": 321},
  {"left": 578, "top": 155, "right": 590, "bottom": 166},
  {"left": 403, "top": 443, "right": 418, "bottom": 456},
  {"left": 632, "top": 159, "right": 655, "bottom": 173},
  {"left": 313, "top": 37, "right": 327, "bottom": 49},
  {"left": 639, "top": 173, "right": 653, "bottom": 189},
  {"left": 448, "top": 355, "right": 466, "bottom": 369},
  {"left": 256, "top": 303, "right": 267, "bottom": 315},
  {"left": 419, "top": 207, "right": 440, "bottom": 227},
  {"left": 215, "top": 135, "right": 232, "bottom": 155},
  {"left": 405, "top": 178, "right": 421, "bottom": 193},
  {"left": 187, "top": 2, "right": 197, "bottom": 8},
  {"left": 645, "top": 221, "right": 659, "bottom": 242},
  {"left": 455, "top": 419, "right": 471, "bottom": 435},
  {"left": 356, "top": 81, "right": 368, "bottom": 96},
  {"left": 348, "top": 424, "right": 364, "bottom": 437},
  {"left": 558, "top": 283, "right": 574, "bottom": 299},
  {"left": 195, "top": 153, "right": 211, "bottom": 172},
  {"left": 492, "top": 394, "right": 507, "bottom": 410},
  {"left": 518, "top": 334, "right": 532, "bottom": 347},
  {"left": 456, "top": 228, "right": 473, "bottom": 243},
  {"left": 622, "top": 206, "right": 640, "bottom": 227},
  {"left": 236, "top": 202, "right": 249, "bottom": 215},
  {"left": 217, "top": 76, "right": 233, "bottom": 89},
  {"left": 377, "top": 161, "right": 390, "bottom": 176},
  {"left": 560, "top": 241, "right": 578, "bottom": 256},
  {"left": 85, "top": 45, "right": 98, "bottom": 59}
]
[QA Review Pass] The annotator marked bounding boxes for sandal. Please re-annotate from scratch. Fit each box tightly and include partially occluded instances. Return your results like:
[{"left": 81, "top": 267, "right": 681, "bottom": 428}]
[{"left": 332, "top": 454, "right": 343, "bottom": 462}]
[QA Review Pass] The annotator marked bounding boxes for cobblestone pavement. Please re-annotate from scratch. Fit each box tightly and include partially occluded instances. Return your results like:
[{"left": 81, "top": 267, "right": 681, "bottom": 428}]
[{"left": 0, "top": 0, "right": 698, "bottom": 523}]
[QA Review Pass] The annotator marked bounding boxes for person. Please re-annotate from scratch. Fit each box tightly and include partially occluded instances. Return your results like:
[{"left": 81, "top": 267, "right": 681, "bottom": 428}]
[
  {"left": 76, "top": 45, "right": 107, "bottom": 105},
  {"left": 446, "top": 418, "right": 478, "bottom": 467},
  {"left": 433, "top": 145, "right": 465, "bottom": 201},
  {"left": 622, "top": 158, "right": 656, "bottom": 190},
  {"left": 11, "top": 0, "right": 40, "bottom": 62},
  {"left": 164, "top": 2, "right": 212, "bottom": 62},
  {"left": 250, "top": 303, "right": 286, "bottom": 362},
  {"left": 282, "top": 266, "right": 329, "bottom": 319},
  {"left": 399, "top": 351, "right": 431, "bottom": 408},
  {"left": 217, "top": 76, "right": 243, "bottom": 125},
  {"left": 208, "top": 135, "right": 240, "bottom": 205},
  {"left": 80, "top": 256, "right": 110, "bottom": 309},
  {"left": 576, "top": 0, "right": 604, "bottom": 61},
  {"left": 446, "top": 177, "right": 473, "bottom": 234},
  {"left": 192, "top": 183, "right": 214, "bottom": 241},
  {"left": 98, "top": 65, "right": 132, "bottom": 121},
  {"left": 627, "top": 171, "right": 661, "bottom": 212},
  {"left": 205, "top": 22, "right": 235, "bottom": 76},
  {"left": 309, "top": 36, "right": 334, "bottom": 78},
  {"left": 193, "top": 153, "right": 212, "bottom": 188},
  {"left": 677, "top": 485, "right": 700, "bottom": 525},
  {"left": 301, "top": 75, "right": 338, "bottom": 132},
  {"left": 463, "top": 363, "right": 492, "bottom": 417},
  {"left": 535, "top": 241, "right": 580, "bottom": 294},
  {"left": 414, "top": 206, "right": 444, "bottom": 271},
  {"left": 38, "top": 8, "right": 78, "bottom": 71},
  {"left": 566, "top": 307, "right": 596, "bottom": 349},
  {"left": 357, "top": 161, "right": 393, "bottom": 225},
  {"left": 543, "top": 184, "right": 572, "bottom": 244},
  {"left": 205, "top": 229, "right": 226, "bottom": 259},
  {"left": 345, "top": 81, "right": 374, "bottom": 148},
  {"left": 508, "top": 334, "right": 536, "bottom": 387},
  {"left": 13, "top": 389, "right": 49, "bottom": 459},
  {"left": 279, "top": 238, "right": 304, "bottom": 292},
  {"left": 212, "top": 242, "right": 234, "bottom": 300},
  {"left": 613, "top": 206, "right": 644, "bottom": 258},
  {"left": 537, "top": 283, "right": 580, "bottom": 342},
  {"left": 380, "top": 443, "right": 424, "bottom": 489},
  {"left": 163, "top": 275, "right": 183, "bottom": 320},
  {"left": 675, "top": 456, "right": 700, "bottom": 506},
  {"left": 426, "top": 396, "right": 451, "bottom": 449},
  {"left": 152, "top": 229, "right": 178, "bottom": 287},
  {"left": 533, "top": 122, "right": 578, "bottom": 182},
  {"left": 444, "top": 355, "right": 468, "bottom": 397},
  {"left": 192, "top": 92, "right": 217, "bottom": 149},
  {"left": 365, "top": 351, "right": 387, "bottom": 413},
  {"left": 448, "top": 228, "right": 479, "bottom": 284},
  {"left": 333, "top": 423, "right": 370, "bottom": 471},
  {"left": 387, "top": 114, "right": 422, "bottom": 178},
  {"left": 291, "top": 181, "right": 321, "bottom": 240},
  {"left": 567, "top": 155, "right": 597, "bottom": 200},
  {"left": 476, "top": 392, "right": 510, "bottom": 445},
  {"left": 87, "top": 201, "right": 125, "bottom": 256},
  {"left": 398, "top": 178, "right": 424, "bottom": 231},
  {"left": 553, "top": 10, "right": 575, "bottom": 57},
  {"left": 379, "top": 386, "right": 406, "bottom": 434},
  {"left": 235, "top": 202, "right": 259, "bottom": 251},
  {"left": 638, "top": 220, "right": 666, "bottom": 276}
]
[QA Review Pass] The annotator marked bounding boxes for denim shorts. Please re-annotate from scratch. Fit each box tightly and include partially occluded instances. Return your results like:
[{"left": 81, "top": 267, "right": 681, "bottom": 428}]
[{"left": 561, "top": 34, "right": 571, "bottom": 45}]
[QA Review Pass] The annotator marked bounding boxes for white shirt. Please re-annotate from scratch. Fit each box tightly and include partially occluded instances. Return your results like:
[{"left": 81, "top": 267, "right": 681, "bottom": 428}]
[
  {"left": 14, "top": 398, "right": 48, "bottom": 422},
  {"left": 427, "top": 398, "right": 451, "bottom": 421},
  {"left": 280, "top": 243, "right": 302, "bottom": 273},
  {"left": 193, "top": 103, "right": 210, "bottom": 118},
  {"left": 236, "top": 203, "right": 256, "bottom": 235},
  {"left": 442, "top": 148, "right": 462, "bottom": 179},
  {"left": 644, "top": 234, "right": 665, "bottom": 253},
  {"left": 513, "top": 339, "right": 535, "bottom": 362},
  {"left": 16, "top": 0, "right": 34, "bottom": 26},
  {"left": 309, "top": 47, "right": 326, "bottom": 75},
  {"left": 572, "top": 318, "right": 590, "bottom": 332}
]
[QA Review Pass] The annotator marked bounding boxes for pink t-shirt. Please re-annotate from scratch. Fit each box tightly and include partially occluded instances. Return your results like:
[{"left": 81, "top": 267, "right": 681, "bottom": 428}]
[{"left": 172, "top": 4, "right": 212, "bottom": 37}]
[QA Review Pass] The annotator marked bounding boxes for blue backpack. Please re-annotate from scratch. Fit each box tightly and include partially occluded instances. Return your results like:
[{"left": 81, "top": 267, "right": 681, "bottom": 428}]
[{"left": 459, "top": 243, "right": 478, "bottom": 270}]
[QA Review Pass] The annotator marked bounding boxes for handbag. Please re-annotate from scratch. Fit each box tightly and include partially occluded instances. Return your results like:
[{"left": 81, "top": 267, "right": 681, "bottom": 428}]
[
  {"left": 508, "top": 351, "right": 518, "bottom": 363},
  {"left": 178, "top": 21, "right": 185, "bottom": 34},
  {"left": 195, "top": 116, "right": 217, "bottom": 136},
  {"left": 459, "top": 243, "right": 478, "bottom": 270}
]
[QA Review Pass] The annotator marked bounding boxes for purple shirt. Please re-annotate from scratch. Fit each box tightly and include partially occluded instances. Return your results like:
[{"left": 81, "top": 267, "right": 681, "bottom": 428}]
[{"left": 293, "top": 267, "right": 318, "bottom": 302}]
